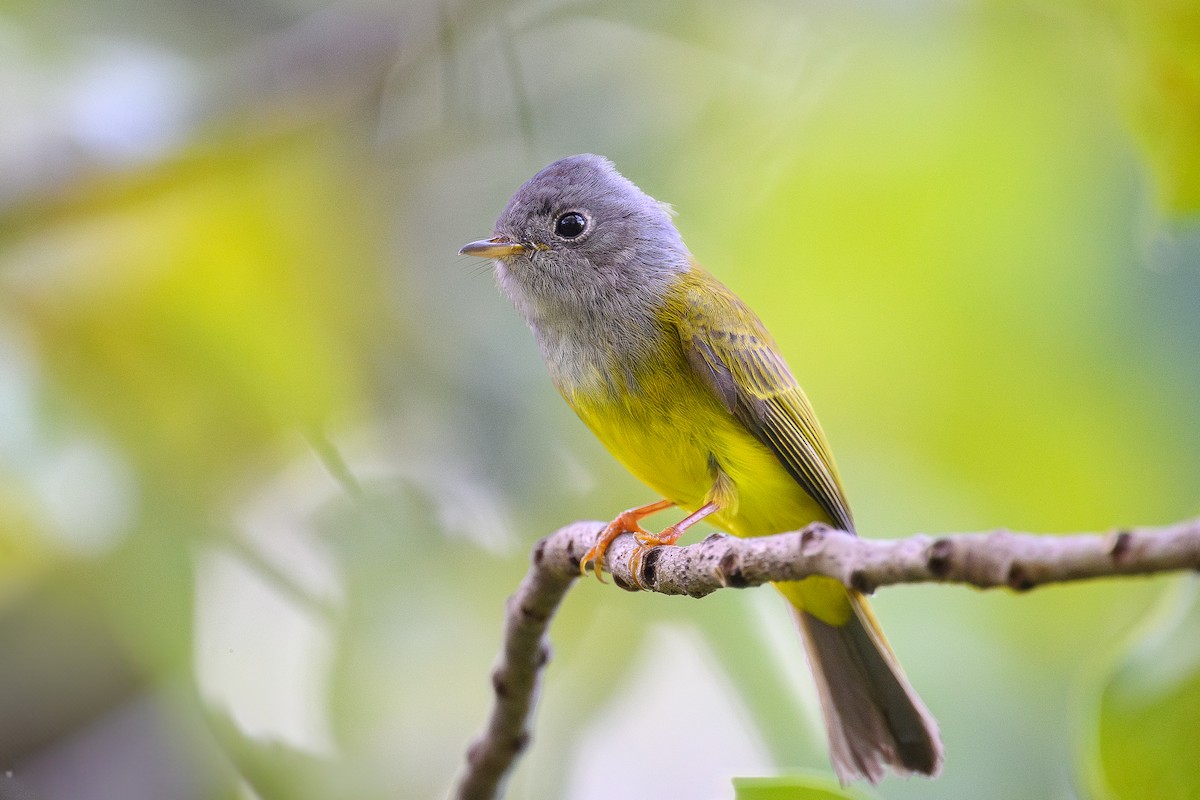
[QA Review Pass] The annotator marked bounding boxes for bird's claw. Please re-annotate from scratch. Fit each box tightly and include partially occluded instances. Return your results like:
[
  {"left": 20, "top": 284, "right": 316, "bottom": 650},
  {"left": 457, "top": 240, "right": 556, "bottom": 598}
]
[
  {"left": 579, "top": 501, "right": 680, "bottom": 585},
  {"left": 579, "top": 513, "right": 650, "bottom": 583}
]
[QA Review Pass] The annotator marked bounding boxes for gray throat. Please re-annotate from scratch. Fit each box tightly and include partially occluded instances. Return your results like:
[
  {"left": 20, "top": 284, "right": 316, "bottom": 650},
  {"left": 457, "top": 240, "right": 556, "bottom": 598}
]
[{"left": 516, "top": 285, "right": 669, "bottom": 398}]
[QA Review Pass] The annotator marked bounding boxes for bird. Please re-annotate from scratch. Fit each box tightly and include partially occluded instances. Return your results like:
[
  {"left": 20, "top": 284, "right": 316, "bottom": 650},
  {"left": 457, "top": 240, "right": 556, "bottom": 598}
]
[{"left": 459, "top": 154, "right": 942, "bottom": 783}]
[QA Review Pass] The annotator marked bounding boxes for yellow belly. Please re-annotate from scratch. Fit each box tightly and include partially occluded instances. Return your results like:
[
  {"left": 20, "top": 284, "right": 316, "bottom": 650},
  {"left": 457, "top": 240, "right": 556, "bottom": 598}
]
[
  {"left": 565, "top": 359, "right": 850, "bottom": 623},
  {"left": 568, "top": 357, "right": 824, "bottom": 531}
]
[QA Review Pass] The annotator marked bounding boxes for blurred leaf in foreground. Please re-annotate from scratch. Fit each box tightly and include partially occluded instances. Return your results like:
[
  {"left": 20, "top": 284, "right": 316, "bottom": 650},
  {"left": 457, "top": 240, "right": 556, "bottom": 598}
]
[
  {"left": 0, "top": 128, "right": 384, "bottom": 499},
  {"left": 1078, "top": 578, "right": 1200, "bottom": 800},
  {"left": 733, "top": 773, "right": 872, "bottom": 800}
]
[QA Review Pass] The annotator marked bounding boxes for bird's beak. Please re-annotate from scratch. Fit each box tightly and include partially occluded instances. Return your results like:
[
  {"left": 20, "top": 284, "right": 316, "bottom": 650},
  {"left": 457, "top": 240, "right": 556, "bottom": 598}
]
[{"left": 459, "top": 236, "right": 528, "bottom": 258}]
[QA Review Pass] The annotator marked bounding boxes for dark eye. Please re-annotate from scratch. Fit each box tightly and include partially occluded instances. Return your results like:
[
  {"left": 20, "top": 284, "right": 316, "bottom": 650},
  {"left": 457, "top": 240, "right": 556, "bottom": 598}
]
[{"left": 554, "top": 212, "right": 587, "bottom": 239}]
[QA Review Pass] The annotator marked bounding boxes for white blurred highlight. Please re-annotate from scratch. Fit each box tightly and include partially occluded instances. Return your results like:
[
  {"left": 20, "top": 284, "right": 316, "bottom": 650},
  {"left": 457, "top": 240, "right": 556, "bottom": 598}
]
[
  {"left": 194, "top": 546, "right": 338, "bottom": 756},
  {"left": 565, "top": 625, "right": 771, "bottom": 800}
]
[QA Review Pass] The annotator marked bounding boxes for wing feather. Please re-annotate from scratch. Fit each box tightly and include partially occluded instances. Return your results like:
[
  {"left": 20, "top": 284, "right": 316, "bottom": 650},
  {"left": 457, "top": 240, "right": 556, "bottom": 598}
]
[{"left": 674, "top": 268, "right": 855, "bottom": 533}]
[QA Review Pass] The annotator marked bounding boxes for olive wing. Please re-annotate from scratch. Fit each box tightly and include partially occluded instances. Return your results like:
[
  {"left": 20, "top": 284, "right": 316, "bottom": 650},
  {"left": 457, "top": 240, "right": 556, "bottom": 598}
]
[{"left": 676, "top": 277, "right": 856, "bottom": 534}]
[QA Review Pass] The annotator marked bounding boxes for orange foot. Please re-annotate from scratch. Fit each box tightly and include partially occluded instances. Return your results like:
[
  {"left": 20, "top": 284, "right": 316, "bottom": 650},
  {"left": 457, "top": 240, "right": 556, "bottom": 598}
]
[{"left": 580, "top": 499, "right": 675, "bottom": 582}]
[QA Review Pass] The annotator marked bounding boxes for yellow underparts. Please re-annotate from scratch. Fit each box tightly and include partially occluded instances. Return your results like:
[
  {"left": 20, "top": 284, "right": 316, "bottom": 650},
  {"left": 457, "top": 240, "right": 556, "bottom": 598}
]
[{"left": 566, "top": 344, "right": 852, "bottom": 626}]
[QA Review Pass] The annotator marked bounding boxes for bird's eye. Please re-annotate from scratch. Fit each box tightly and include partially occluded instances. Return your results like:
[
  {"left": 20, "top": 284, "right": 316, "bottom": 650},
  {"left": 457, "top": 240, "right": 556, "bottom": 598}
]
[{"left": 554, "top": 212, "right": 587, "bottom": 239}]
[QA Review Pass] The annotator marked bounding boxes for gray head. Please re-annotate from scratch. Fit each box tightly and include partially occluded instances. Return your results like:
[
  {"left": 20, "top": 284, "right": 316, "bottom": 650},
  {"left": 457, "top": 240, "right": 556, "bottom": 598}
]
[{"left": 459, "top": 155, "right": 690, "bottom": 331}]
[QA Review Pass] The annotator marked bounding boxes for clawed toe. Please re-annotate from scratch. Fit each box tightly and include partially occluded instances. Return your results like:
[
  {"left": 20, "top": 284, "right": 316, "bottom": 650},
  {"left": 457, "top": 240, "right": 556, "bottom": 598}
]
[{"left": 580, "top": 499, "right": 675, "bottom": 582}]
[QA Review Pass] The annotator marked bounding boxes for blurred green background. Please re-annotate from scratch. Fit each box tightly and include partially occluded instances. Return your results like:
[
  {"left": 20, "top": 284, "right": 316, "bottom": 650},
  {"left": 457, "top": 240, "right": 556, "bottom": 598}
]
[{"left": 0, "top": 1, "right": 1197, "bottom": 799}]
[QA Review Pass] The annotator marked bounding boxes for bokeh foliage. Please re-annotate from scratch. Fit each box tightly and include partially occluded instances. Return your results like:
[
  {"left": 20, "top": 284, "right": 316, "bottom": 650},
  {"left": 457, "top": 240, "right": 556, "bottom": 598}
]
[
  {"left": 0, "top": 1, "right": 1197, "bottom": 799},
  {"left": 1083, "top": 582, "right": 1200, "bottom": 800}
]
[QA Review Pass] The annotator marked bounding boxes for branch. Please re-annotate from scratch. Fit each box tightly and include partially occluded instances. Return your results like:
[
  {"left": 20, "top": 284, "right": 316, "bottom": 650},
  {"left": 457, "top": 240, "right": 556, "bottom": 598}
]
[
  {"left": 451, "top": 529, "right": 580, "bottom": 800},
  {"left": 450, "top": 517, "right": 1200, "bottom": 799}
]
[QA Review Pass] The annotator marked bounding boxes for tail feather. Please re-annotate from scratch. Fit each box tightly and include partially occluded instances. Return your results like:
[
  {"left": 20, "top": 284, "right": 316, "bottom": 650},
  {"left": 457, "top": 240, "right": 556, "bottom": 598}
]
[{"left": 792, "top": 592, "right": 943, "bottom": 784}]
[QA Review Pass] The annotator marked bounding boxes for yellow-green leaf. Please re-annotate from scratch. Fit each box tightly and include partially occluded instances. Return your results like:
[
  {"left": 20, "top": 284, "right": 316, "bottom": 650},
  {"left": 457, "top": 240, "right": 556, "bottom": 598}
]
[
  {"left": 733, "top": 774, "right": 871, "bottom": 800},
  {"left": 1078, "top": 580, "right": 1200, "bottom": 800}
]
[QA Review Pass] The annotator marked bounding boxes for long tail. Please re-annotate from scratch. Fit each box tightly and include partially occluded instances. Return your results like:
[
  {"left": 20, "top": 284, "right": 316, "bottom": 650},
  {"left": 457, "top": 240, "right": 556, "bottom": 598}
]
[{"left": 791, "top": 590, "right": 943, "bottom": 784}]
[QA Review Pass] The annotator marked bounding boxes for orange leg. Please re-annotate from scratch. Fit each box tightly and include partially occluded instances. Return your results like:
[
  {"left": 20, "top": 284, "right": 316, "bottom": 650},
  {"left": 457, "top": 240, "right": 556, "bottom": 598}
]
[
  {"left": 628, "top": 502, "right": 720, "bottom": 587},
  {"left": 580, "top": 499, "right": 675, "bottom": 582}
]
